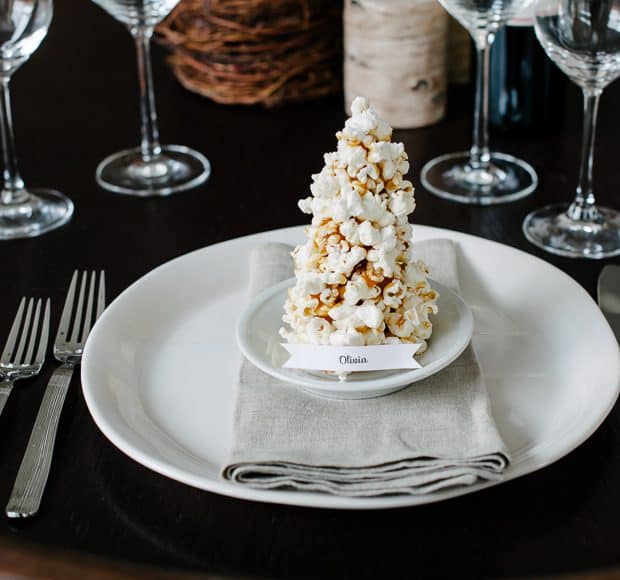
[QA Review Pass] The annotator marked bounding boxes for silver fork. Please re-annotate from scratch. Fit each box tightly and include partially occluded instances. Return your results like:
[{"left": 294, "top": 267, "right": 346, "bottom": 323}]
[
  {"left": 0, "top": 298, "right": 51, "bottom": 418},
  {"left": 6, "top": 271, "right": 105, "bottom": 518}
]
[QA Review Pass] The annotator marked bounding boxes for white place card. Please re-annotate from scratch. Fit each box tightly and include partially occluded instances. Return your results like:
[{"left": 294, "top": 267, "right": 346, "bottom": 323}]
[{"left": 281, "top": 343, "right": 422, "bottom": 372}]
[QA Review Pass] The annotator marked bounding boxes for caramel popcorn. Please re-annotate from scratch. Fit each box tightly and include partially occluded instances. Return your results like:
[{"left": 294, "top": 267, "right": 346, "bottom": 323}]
[{"left": 280, "top": 97, "right": 438, "bottom": 353}]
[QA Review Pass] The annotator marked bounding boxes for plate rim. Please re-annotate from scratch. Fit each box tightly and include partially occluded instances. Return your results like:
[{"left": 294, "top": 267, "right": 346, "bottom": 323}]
[
  {"left": 81, "top": 224, "right": 620, "bottom": 510},
  {"left": 236, "top": 276, "right": 474, "bottom": 395}
]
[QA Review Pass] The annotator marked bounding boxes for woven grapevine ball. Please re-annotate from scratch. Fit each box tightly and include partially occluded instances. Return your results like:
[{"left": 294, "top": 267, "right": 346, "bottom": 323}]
[{"left": 157, "top": 0, "right": 342, "bottom": 107}]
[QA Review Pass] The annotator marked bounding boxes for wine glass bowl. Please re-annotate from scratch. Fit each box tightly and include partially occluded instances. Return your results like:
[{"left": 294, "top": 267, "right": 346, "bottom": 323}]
[
  {"left": 91, "top": 0, "right": 179, "bottom": 27},
  {"left": 523, "top": 0, "right": 620, "bottom": 258},
  {"left": 0, "top": 0, "right": 49, "bottom": 72},
  {"left": 445, "top": 0, "right": 525, "bottom": 40},
  {"left": 535, "top": 10, "right": 620, "bottom": 89},
  {"left": 91, "top": 0, "right": 210, "bottom": 196},
  {"left": 0, "top": 0, "right": 73, "bottom": 239}
]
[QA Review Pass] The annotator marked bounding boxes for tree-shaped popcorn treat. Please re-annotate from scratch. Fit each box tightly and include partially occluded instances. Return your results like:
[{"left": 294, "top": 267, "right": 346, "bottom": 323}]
[{"left": 280, "top": 97, "right": 438, "bottom": 357}]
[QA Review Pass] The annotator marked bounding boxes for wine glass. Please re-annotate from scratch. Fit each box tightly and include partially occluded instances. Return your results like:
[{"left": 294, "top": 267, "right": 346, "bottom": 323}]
[
  {"left": 0, "top": 0, "right": 73, "bottom": 239},
  {"left": 421, "top": 0, "right": 538, "bottom": 204},
  {"left": 91, "top": 0, "right": 210, "bottom": 196},
  {"left": 523, "top": 0, "right": 620, "bottom": 258}
]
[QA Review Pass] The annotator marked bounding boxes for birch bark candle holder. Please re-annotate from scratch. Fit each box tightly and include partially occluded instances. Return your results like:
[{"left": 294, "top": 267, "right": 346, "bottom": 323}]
[{"left": 344, "top": 0, "right": 449, "bottom": 128}]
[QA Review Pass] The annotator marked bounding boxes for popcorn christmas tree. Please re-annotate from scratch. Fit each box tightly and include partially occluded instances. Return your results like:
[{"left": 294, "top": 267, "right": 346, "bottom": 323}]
[{"left": 280, "top": 97, "right": 438, "bottom": 353}]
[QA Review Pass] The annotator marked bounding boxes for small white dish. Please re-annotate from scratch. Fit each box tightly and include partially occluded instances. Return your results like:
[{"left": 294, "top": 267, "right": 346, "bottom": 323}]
[{"left": 237, "top": 277, "right": 474, "bottom": 399}]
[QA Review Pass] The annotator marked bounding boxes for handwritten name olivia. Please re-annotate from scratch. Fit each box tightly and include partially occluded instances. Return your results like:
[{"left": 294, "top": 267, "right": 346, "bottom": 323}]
[
  {"left": 339, "top": 355, "right": 367, "bottom": 365},
  {"left": 282, "top": 344, "right": 422, "bottom": 372}
]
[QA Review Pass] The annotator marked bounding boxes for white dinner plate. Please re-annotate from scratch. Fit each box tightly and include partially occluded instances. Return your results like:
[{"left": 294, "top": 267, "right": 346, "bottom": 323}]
[
  {"left": 237, "top": 277, "right": 474, "bottom": 399},
  {"left": 82, "top": 225, "right": 620, "bottom": 510}
]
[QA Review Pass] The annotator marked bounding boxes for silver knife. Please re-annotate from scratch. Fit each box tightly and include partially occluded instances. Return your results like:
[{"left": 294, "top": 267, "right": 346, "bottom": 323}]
[{"left": 598, "top": 265, "right": 620, "bottom": 343}]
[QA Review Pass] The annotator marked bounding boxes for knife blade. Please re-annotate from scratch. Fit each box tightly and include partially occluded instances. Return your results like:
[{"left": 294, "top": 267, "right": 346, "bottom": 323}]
[{"left": 598, "top": 265, "right": 620, "bottom": 344}]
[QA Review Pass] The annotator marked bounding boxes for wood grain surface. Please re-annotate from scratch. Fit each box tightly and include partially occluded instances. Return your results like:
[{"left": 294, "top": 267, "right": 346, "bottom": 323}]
[{"left": 0, "top": 0, "right": 618, "bottom": 578}]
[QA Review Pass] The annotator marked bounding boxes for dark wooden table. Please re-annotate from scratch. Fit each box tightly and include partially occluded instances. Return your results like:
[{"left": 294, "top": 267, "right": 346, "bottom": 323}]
[{"left": 1, "top": 1, "right": 619, "bottom": 578}]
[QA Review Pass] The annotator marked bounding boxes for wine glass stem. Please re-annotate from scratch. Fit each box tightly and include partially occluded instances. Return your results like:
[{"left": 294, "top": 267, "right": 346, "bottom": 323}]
[
  {"left": 567, "top": 88, "right": 601, "bottom": 222},
  {"left": 470, "top": 39, "right": 492, "bottom": 170},
  {"left": 0, "top": 77, "right": 25, "bottom": 205},
  {"left": 133, "top": 27, "right": 162, "bottom": 163}
]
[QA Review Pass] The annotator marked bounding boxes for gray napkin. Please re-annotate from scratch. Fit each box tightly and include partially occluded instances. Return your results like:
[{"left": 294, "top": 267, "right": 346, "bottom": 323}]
[{"left": 222, "top": 239, "right": 510, "bottom": 496}]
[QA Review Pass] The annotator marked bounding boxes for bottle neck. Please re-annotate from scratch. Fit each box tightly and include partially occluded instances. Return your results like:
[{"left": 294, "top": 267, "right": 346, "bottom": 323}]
[{"left": 487, "top": 21, "right": 567, "bottom": 137}]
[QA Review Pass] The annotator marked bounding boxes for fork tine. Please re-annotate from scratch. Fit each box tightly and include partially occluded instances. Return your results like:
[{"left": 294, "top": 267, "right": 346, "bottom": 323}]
[
  {"left": 1, "top": 298, "right": 25, "bottom": 364},
  {"left": 69, "top": 272, "right": 87, "bottom": 344},
  {"left": 34, "top": 299, "right": 50, "bottom": 367},
  {"left": 13, "top": 299, "right": 34, "bottom": 365},
  {"left": 95, "top": 270, "right": 106, "bottom": 321},
  {"left": 80, "top": 271, "right": 96, "bottom": 343},
  {"left": 56, "top": 271, "right": 78, "bottom": 345},
  {"left": 23, "top": 299, "right": 42, "bottom": 365}
]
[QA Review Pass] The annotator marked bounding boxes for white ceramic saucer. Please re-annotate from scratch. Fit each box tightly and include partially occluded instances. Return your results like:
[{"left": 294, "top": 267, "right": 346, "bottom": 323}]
[{"left": 237, "top": 277, "right": 474, "bottom": 399}]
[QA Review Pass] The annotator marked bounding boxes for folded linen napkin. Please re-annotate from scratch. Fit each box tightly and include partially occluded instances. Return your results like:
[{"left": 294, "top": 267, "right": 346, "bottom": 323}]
[{"left": 222, "top": 239, "right": 510, "bottom": 496}]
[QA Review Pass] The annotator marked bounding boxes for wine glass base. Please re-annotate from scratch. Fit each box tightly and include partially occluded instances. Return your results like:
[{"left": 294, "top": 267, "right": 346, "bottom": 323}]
[
  {"left": 0, "top": 189, "right": 74, "bottom": 240},
  {"left": 523, "top": 203, "right": 620, "bottom": 259},
  {"left": 96, "top": 145, "right": 211, "bottom": 197},
  {"left": 421, "top": 151, "right": 537, "bottom": 205}
]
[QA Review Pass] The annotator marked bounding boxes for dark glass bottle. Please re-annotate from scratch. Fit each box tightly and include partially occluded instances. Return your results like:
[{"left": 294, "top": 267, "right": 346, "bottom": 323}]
[{"left": 489, "top": 24, "right": 567, "bottom": 136}]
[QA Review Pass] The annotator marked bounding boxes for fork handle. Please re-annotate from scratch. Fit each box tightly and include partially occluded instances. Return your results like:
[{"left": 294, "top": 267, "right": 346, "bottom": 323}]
[
  {"left": 6, "top": 363, "right": 74, "bottom": 518},
  {"left": 0, "top": 379, "right": 13, "bottom": 418}
]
